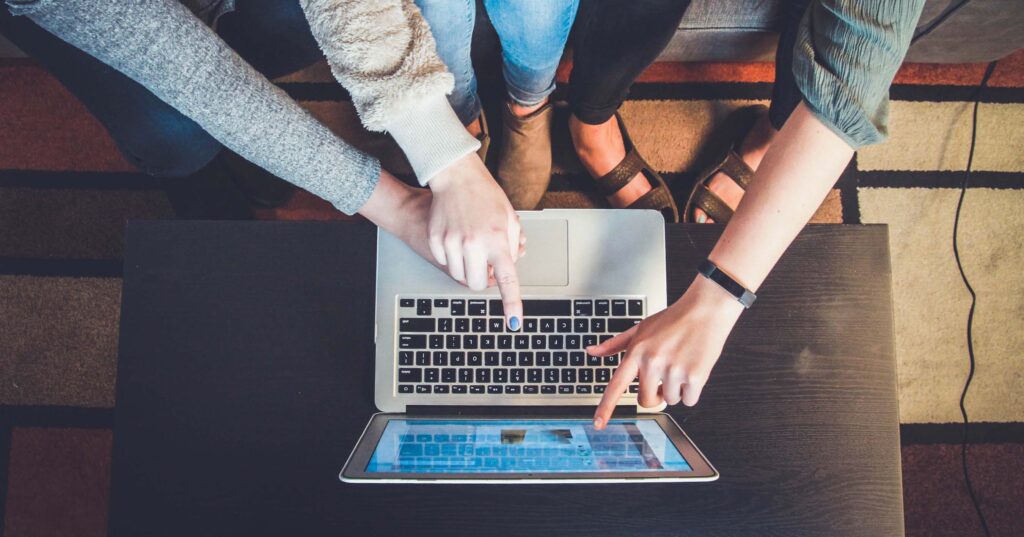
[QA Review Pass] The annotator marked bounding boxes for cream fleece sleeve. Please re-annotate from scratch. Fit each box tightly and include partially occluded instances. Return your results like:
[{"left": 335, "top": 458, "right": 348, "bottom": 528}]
[{"left": 301, "top": 0, "right": 480, "bottom": 185}]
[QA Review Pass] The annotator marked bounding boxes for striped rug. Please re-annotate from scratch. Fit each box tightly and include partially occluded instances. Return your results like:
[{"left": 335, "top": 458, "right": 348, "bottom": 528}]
[{"left": 1, "top": 51, "right": 1022, "bottom": 536}]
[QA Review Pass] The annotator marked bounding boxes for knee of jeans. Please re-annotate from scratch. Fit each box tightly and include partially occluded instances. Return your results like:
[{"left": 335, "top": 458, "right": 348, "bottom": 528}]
[{"left": 113, "top": 112, "right": 222, "bottom": 178}]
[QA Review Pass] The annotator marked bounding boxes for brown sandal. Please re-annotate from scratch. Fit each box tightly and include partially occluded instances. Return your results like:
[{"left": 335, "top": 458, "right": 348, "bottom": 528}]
[
  {"left": 683, "top": 105, "right": 766, "bottom": 224},
  {"left": 592, "top": 113, "right": 680, "bottom": 223}
]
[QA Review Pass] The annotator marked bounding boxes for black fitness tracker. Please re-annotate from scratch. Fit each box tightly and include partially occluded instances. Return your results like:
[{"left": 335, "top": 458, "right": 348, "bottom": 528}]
[{"left": 697, "top": 259, "right": 757, "bottom": 308}]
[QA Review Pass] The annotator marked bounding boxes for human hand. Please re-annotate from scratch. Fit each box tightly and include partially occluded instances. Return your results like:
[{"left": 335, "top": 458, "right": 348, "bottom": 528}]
[
  {"left": 589, "top": 275, "right": 745, "bottom": 429},
  {"left": 427, "top": 153, "right": 525, "bottom": 329}
]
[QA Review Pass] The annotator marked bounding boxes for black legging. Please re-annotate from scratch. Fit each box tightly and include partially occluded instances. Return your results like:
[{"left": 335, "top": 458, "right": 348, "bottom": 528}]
[{"left": 568, "top": 0, "right": 810, "bottom": 130}]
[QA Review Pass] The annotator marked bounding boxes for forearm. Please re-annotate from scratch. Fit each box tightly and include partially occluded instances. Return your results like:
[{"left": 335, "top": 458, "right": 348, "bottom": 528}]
[
  {"left": 16, "top": 0, "right": 380, "bottom": 215},
  {"left": 301, "top": 0, "right": 478, "bottom": 184},
  {"left": 708, "top": 102, "right": 854, "bottom": 292}
]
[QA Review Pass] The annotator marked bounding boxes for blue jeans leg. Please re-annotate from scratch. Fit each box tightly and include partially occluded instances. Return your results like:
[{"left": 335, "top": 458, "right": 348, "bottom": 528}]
[
  {"left": 414, "top": 0, "right": 481, "bottom": 125},
  {"left": 483, "top": 0, "right": 578, "bottom": 107}
]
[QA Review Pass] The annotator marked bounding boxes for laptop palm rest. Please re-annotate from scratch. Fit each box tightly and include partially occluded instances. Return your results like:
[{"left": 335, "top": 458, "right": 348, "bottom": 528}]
[{"left": 516, "top": 218, "right": 568, "bottom": 286}]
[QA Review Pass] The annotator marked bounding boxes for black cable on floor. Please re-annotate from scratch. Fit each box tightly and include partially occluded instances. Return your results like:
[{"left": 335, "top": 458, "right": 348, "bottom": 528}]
[{"left": 953, "top": 59, "right": 997, "bottom": 537}]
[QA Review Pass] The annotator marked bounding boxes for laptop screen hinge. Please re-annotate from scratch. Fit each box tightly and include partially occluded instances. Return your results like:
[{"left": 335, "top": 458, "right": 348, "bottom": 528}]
[{"left": 405, "top": 405, "right": 638, "bottom": 417}]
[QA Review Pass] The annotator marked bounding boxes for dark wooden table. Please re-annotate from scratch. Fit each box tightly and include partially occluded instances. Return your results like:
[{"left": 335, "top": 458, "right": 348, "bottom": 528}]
[{"left": 112, "top": 220, "right": 902, "bottom": 537}]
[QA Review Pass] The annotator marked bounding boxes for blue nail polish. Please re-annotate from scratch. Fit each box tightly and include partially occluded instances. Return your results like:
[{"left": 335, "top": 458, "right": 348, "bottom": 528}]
[{"left": 509, "top": 316, "right": 521, "bottom": 331}]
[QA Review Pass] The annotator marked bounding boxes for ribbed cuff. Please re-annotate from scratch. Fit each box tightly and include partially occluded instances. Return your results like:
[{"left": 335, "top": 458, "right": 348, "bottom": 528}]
[{"left": 384, "top": 94, "right": 481, "bottom": 186}]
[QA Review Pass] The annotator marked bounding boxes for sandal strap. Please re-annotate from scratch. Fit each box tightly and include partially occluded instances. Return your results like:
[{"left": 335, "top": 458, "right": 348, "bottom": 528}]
[
  {"left": 720, "top": 149, "right": 755, "bottom": 190},
  {"left": 627, "top": 185, "right": 674, "bottom": 212},
  {"left": 593, "top": 149, "right": 647, "bottom": 197},
  {"left": 692, "top": 186, "right": 733, "bottom": 223}
]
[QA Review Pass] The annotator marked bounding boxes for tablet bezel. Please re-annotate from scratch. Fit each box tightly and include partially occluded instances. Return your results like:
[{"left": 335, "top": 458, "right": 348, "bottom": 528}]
[{"left": 340, "top": 412, "right": 718, "bottom": 483}]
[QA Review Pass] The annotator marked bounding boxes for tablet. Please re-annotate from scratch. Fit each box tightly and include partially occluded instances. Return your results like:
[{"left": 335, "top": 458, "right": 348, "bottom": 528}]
[{"left": 340, "top": 413, "right": 718, "bottom": 483}]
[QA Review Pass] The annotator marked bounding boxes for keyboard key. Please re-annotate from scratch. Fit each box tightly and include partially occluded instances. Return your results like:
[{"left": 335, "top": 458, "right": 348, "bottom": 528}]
[
  {"left": 573, "top": 319, "right": 589, "bottom": 332},
  {"left": 553, "top": 352, "right": 568, "bottom": 366},
  {"left": 580, "top": 369, "right": 594, "bottom": 383},
  {"left": 488, "top": 300, "right": 504, "bottom": 316},
  {"left": 595, "top": 300, "right": 610, "bottom": 316},
  {"left": 583, "top": 335, "right": 598, "bottom": 348},
  {"left": 498, "top": 335, "right": 512, "bottom": 349},
  {"left": 566, "top": 335, "right": 581, "bottom": 349},
  {"left": 524, "top": 385, "right": 539, "bottom": 394},
  {"left": 629, "top": 385, "right": 639, "bottom": 393},
  {"left": 599, "top": 334, "right": 613, "bottom": 344},
  {"left": 612, "top": 300, "right": 627, "bottom": 316},
  {"left": 455, "top": 318, "right": 469, "bottom": 333},
  {"left": 470, "top": 385, "right": 485, "bottom": 394},
  {"left": 445, "top": 335, "right": 461, "bottom": 349},
  {"left": 603, "top": 355, "right": 620, "bottom": 366},
  {"left": 501, "top": 352, "right": 517, "bottom": 366},
  {"left": 576, "top": 385, "right": 592, "bottom": 394},
  {"left": 398, "top": 351, "right": 413, "bottom": 365},
  {"left": 518, "top": 352, "right": 534, "bottom": 366},
  {"left": 545, "top": 369, "right": 559, "bottom": 383},
  {"left": 536, "top": 352, "right": 551, "bottom": 366},
  {"left": 450, "top": 299, "right": 466, "bottom": 316},
  {"left": 432, "top": 351, "right": 448, "bottom": 365},
  {"left": 505, "top": 385, "right": 521, "bottom": 394},
  {"left": 416, "top": 299, "right": 432, "bottom": 316},
  {"left": 570, "top": 352, "right": 585, "bottom": 366},
  {"left": 515, "top": 335, "right": 530, "bottom": 349},
  {"left": 429, "top": 335, "right": 444, "bottom": 349},
  {"left": 573, "top": 300, "right": 593, "bottom": 316},
  {"left": 438, "top": 318, "right": 452, "bottom": 333},
  {"left": 463, "top": 335, "right": 479, "bottom": 349},
  {"left": 541, "top": 385, "right": 557, "bottom": 394},
  {"left": 452, "top": 385, "right": 468, "bottom": 394},
  {"left": 608, "top": 318, "right": 642, "bottom": 333},
  {"left": 459, "top": 368, "right": 473, "bottom": 383},
  {"left": 424, "top": 368, "right": 439, "bottom": 383},
  {"left": 556, "top": 318, "right": 572, "bottom": 333},
  {"left": 540, "top": 318, "right": 555, "bottom": 333},
  {"left": 399, "top": 318, "right": 435, "bottom": 332},
  {"left": 484, "top": 352, "right": 499, "bottom": 366},
  {"left": 398, "top": 384, "right": 413, "bottom": 393},
  {"left": 597, "top": 368, "right": 611, "bottom": 382},
  {"left": 531, "top": 335, "right": 546, "bottom": 349},
  {"left": 494, "top": 369, "right": 508, "bottom": 383},
  {"left": 595, "top": 385, "right": 606, "bottom": 394},
  {"left": 523, "top": 300, "right": 572, "bottom": 316},
  {"left": 590, "top": 318, "right": 606, "bottom": 333},
  {"left": 416, "top": 385, "right": 431, "bottom": 394},
  {"left": 398, "top": 368, "right": 421, "bottom": 383},
  {"left": 628, "top": 300, "right": 643, "bottom": 316},
  {"left": 558, "top": 385, "right": 574, "bottom": 394},
  {"left": 561, "top": 369, "right": 576, "bottom": 383},
  {"left": 472, "top": 318, "right": 487, "bottom": 333},
  {"left": 450, "top": 352, "right": 466, "bottom": 366},
  {"left": 468, "top": 352, "right": 483, "bottom": 366},
  {"left": 487, "top": 385, "right": 503, "bottom": 394},
  {"left": 549, "top": 335, "right": 564, "bottom": 349},
  {"left": 416, "top": 351, "right": 430, "bottom": 365},
  {"left": 399, "top": 335, "right": 426, "bottom": 349},
  {"left": 442, "top": 368, "right": 456, "bottom": 382},
  {"left": 433, "top": 385, "right": 450, "bottom": 394},
  {"left": 510, "top": 369, "right": 525, "bottom": 383},
  {"left": 489, "top": 318, "right": 504, "bottom": 332},
  {"left": 468, "top": 300, "right": 487, "bottom": 316},
  {"left": 587, "top": 355, "right": 601, "bottom": 366},
  {"left": 527, "top": 368, "right": 542, "bottom": 383},
  {"left": 524, "top": 318, "right": 538, "bottom": 333},
  {"left": 475, "top": 369, "right": 491, "bottom": 383},
  {"left": 434, "top": 298, "right": 449, "bottom": 307},
  {"left": 400, "top": 298, "right": 415, "bottom": 308}
]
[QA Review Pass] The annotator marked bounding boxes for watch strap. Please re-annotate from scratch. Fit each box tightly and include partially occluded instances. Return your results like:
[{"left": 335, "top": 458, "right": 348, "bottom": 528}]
[{"left": 697, "top": 259, "right": 757, "bottom": 308}]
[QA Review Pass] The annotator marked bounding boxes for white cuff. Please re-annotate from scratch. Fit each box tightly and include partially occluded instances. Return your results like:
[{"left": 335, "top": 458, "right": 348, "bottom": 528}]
[{"left": 383, "top": 94, "right": 481, "bottom": 186}]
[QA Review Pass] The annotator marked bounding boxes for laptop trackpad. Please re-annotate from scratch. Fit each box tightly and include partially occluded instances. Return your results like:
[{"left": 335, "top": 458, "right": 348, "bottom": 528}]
[{"left": 517, "top": 218, "right": 568, "bottom": 286}]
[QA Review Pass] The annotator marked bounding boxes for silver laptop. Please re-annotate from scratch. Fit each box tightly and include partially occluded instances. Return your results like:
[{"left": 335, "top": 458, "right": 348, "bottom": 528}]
[{"left": 341, "top": 209, "right": 718, "bottom": 483}]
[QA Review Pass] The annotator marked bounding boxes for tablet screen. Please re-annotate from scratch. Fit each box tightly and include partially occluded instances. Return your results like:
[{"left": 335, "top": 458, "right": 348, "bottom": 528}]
[{"left": 365, "top": 419, "right": 692, "bottom": 474}]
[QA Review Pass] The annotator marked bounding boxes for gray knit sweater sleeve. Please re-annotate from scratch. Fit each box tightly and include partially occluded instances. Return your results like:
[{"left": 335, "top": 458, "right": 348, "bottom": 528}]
[
  {"left": 792, "top": 0, "right": 925, "bottom": 148},
  {"left": 10, "top": 0, "right": 380, "bottom": 215}
]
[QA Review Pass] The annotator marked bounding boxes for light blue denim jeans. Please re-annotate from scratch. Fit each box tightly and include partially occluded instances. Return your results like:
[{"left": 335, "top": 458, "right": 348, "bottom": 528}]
[{"left": 414, "top": 0, "right": 578, "bottom": 125}]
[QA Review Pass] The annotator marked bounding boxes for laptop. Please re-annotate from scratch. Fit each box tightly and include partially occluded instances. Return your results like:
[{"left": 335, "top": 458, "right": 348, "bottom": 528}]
[{"left": 341, "top": 209, "right": 718, "bottom": 483}]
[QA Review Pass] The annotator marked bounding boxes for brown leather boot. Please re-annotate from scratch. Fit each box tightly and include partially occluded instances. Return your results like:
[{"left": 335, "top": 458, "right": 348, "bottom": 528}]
[{"left": 496, "top": 101, "right": 553, "bottom": 210}]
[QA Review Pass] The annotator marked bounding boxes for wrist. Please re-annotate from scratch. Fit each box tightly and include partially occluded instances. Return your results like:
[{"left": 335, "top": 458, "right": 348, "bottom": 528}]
[
  {"left": 684, "top": 274, "right": 746, "bottom": 321},
  {"left": 427, "top": 153, "right": 475, "bottom": 194}
]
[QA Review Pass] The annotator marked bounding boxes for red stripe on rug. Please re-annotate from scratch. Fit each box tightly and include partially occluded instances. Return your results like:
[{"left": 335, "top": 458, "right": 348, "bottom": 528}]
[
  {"left": 0, "top": 65, "right": 135, "bottom": 172},
  {"left": 4, "top": 427, "right": 112, "bottom": 537}
]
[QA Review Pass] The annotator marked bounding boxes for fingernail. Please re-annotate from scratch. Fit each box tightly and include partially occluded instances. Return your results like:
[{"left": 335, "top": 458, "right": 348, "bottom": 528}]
[
  {"left": 508, "top": 316, "right": 521, "bottom": 331},
  {"left": 696, "top": 213, "right": 707, "bottom": 224},
  {"left": 593, "top": 417, "right": 603, "bottom": 428}
]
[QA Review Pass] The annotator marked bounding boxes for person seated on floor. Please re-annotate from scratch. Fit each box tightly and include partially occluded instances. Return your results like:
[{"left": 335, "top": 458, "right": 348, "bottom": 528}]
[
  {"left": 1, "top": 0, "right": 526, "bottom": 328},
  {"left": 580, "top": 0, "right": 926, "bottom": 428},
  {"left": 415, "top": 0, "right": 578, "bottom": 210}
]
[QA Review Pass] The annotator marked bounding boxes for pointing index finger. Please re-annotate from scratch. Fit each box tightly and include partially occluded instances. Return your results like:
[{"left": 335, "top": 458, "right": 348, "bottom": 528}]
[
  {"left": 593, "top": 354, "right": 639, "bottom": 430},
  {"left": 490, "top": 251, "right": 523, "bottom": 331}
]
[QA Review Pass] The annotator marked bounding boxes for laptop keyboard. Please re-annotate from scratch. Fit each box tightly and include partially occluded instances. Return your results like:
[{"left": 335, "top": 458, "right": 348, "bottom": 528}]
[{"left": 395, "top": 297, "right": 642, "bottom": 396}]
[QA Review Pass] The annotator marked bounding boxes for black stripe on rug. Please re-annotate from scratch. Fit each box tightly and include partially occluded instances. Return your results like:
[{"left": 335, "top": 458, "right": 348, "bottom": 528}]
[
  {"left": 858, "top": 170, "right": 1024, "bottom": 189},
  {"left": 0, "top": 170, "right": 162, "bottom": 190},
  {"left": 0, "top": 406, "right": 115, "bottom": 429},
  {"left": 900, "top": 422, "right": 1024, "bottom": 445},
  {"left": 0, "top": 421, "right": 10, "bottom": 537},
  {"left": 0, "top": 257, "right": 123, "bottom": 277}
]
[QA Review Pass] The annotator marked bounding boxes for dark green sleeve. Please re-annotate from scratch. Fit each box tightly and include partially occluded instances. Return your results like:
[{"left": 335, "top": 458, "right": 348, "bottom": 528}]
[{"left": 791, "top": 0, "right": 925, "bottom": 148}]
